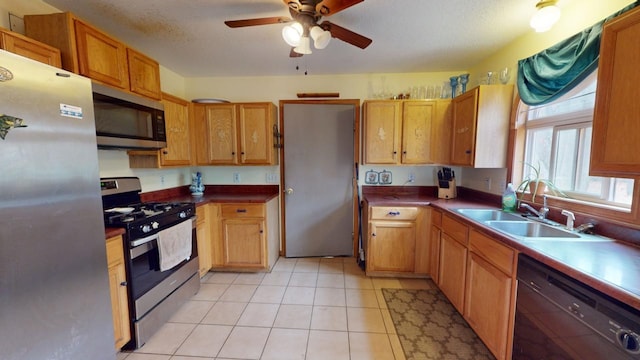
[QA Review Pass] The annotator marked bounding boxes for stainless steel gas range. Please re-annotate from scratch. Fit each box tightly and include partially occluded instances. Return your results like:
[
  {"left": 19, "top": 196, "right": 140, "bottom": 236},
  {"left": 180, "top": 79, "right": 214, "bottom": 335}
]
[{"left": 101, "top": 177, "right": 200, "bottom": 349}]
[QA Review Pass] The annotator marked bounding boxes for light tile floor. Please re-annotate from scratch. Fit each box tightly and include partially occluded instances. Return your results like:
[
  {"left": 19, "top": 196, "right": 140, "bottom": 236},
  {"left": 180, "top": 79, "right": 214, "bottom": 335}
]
[{"left": 117, "top": 257, "right": 434, "bottom": 360}]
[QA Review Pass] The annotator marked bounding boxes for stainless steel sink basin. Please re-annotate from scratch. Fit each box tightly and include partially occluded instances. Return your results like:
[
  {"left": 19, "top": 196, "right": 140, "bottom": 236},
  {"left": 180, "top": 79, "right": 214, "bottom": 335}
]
[
  {"left": 485, "top": 221, "right": 580, "bottom": 238},
  {"left": 456, "top": 209, "right": 524, "bottom": 222}
]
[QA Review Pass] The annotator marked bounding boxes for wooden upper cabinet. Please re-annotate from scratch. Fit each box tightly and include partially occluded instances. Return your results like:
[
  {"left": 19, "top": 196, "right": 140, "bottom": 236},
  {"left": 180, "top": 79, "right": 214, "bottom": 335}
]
[
  {"left": 127, "top": 47, "right": 161, "bottom": 100},
  {"left": 364, "top": 100, "right": 443, "bottom": 165},
  {"left": 451, "top": 85, "right": 513, "bottom": 168},
  {"left": 591, "top": 6, "right": 640, "bottom": 177},
  {"left": 193, "top": 102, "right": 277, "bottom": 166},
  {"left": 73, "top": 19, "right": 129, "bottom": 89},
  {"left": 402, "top": 101, "right": 434, "bottom": 164},
  {"left": 431, "top": 99, "right": 452, "bottom": 164},
  {"left": 25, "top": 12, "right": 161, "bottom": 98},
  {"left": 0, "top": 28, "right": 62, "bottom": 68},
  {"left": 363, "top": 101, "right": 402, "bottom": 164},
  {"left": 160, "top": 93, "right": 192, "bottom": 165}
]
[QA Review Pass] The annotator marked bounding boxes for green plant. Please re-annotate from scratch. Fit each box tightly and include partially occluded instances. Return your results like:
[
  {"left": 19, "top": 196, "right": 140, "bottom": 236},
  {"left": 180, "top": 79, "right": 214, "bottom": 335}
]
[{"left": 516, "top": 161, "right": 568, "bottom": 202}]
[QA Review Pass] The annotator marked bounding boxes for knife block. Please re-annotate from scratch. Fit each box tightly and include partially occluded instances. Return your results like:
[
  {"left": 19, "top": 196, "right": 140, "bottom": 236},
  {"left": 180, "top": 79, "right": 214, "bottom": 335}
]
[{"left": 438, "top": 179, "right": 457, "bottom": 199}]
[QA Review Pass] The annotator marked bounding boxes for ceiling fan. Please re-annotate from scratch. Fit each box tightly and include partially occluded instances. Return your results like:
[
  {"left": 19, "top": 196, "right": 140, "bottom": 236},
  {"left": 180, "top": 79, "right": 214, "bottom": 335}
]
[{"left": 225, "top": 0, "right": 372, "bottom": 57}]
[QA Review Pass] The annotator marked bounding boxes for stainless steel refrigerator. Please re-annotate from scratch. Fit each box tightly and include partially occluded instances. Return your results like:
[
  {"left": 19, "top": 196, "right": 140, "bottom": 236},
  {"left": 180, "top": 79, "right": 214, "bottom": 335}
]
[{"left": 0, "top": 50, "right": 115, "bottom": 359}]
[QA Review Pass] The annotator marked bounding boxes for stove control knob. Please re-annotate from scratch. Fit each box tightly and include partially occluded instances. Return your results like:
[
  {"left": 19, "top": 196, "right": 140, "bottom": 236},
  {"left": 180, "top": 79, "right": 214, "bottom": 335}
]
[
  {"left": 152, "top": 221, "right": 159, "bottom": 229},
  {"left": 179, "top": 211, "right": 187, "bottom": 219},
  {"left": 617, "top": 330, "right": 640, "bottom": 353},
  {"left": 141, "top": 224, "right": 152, "bottom": 233}
]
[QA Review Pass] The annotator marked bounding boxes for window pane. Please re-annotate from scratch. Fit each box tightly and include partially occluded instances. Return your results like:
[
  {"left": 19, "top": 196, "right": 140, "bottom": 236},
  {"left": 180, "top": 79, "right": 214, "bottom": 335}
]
[
  {"left": 575, "top": 127, "right": 603, "bottom": 196},
  {"left": 554, "top": 129, "right": 578, "bottom": 190},
  {"left": 612, "top": 178, "right": 634, "bottom": 204},
  {"left": 526, "top": 128, "right": 553, "bottom": 179}
]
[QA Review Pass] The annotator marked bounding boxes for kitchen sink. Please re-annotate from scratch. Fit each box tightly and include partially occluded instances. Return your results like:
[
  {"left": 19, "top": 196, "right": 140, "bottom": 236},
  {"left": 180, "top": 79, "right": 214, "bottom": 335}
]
[
  {"left": 485, "top": 220, "right": 580, "bottom": 238},
  {"left": 456, "top": 208, "right": 525, "bottom": 222}
]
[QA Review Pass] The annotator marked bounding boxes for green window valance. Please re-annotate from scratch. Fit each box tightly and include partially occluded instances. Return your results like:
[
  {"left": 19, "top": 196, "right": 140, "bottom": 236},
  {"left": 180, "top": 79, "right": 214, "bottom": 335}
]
[{"left": 517, "top": 2, "right": 638, "bottom": 106}]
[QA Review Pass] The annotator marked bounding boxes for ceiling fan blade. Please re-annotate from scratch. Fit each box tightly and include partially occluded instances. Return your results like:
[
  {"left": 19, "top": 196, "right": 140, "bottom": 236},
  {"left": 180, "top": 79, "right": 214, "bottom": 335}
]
[
  {"left": 320, "top": 21, "right": 372, "bottom": 49},
  {"left": 225, "top": 16, "right": 292, "bottom": 28},
  {"left": 316, "top": 0, "right": 363, "bottom": 16},
  {"left": 290, "top": 48, "right": 304, "bottom": 58}
]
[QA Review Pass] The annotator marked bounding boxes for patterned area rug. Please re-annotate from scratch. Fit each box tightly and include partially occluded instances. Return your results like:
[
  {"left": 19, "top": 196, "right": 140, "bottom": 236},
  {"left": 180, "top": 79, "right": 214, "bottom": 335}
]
[{"left": 382, "top": 287, "right": 494, "bottom": 360}]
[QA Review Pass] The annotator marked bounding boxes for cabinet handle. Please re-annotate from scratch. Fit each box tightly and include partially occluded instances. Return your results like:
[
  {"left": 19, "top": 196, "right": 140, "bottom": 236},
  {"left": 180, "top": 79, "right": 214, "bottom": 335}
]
[
  {"left": 388, "top": 211, "right": 400, "bottom": 216},
  {"left": 372, "top": 233, "right": 376, "bottom": 237},
  {"left": 232, "top": 152, "right": 236, "bottom": 155},
  {"left": 241, "top": 152, "right": 245, "bottom": 155},
  {"left": 120, "top": 281, "right": 127, "bottom": 287},
  {"left": 465, "top": 150, "right": 471, "bottom": 154},
  {"left": 236, "top": 209, "right": 247, "bottom": 213},
  {"left": 162, "top": 150, "right": 168, "bottom": 154},
  {"left": 260, "top": 229, "right": 264, "bottom": 234}
]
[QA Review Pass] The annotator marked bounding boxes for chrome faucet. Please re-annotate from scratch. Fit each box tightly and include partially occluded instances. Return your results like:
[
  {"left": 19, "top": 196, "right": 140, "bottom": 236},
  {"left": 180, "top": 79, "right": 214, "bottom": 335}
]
[
  {"left": 520, "top": 194, "right": 549, "bottom": 220},
  {"left": 575, "top": 222, "right": 595, "bottom": 233}
]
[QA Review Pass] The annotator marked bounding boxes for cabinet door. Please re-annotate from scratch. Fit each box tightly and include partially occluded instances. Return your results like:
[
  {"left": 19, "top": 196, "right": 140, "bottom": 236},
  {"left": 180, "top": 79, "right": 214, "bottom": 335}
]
[
  {"left": 0, "top": 30, "right": 62, "bottom": 68},
  {"left": 368, "top": 220, "right": 416, "bottom": 272},
  {"left": 127, "top": 47, "right": 161, "bottom": 100},
  {"left": 196, "top": 205, "right": 212, "bottom": 277},
  {"left": 204, "top": 104, "right": 238, "bottom": 164},
  {"left": 451, "top": 87, "right": 478, "bottom": 166},
  {"left": 160, "top": 93, "right": 192, "bottom": 166},
  {"left": 402, "top": 101, "right": 434, "bottom": 164},
  {"left": 222, "top": 218, "right": 266, "bottom": 268},
  {"left": 431, "top": 99, "right": 452, "bottom": 164},
  {"left": 591, "top": 7, "right": 640, "bottom": 176},
  {"left": 106, "top": 235, "right": 130, "bottom": 350},
  {"left": 429, "top": 225, "right": 441, "bottom": 284},
  {"left": 465, "top": 252, "right": 512, "bottom": 360},
  {"left": 438, "top": 233, "right": 467, "bottom": 313},
  {"left": 363, "top": 101, "right": 401, "bottom": 164},
  {"left": 73, "top": 19, "right": 129, "bottom": 89},
  {"left": 238, "top": 103, "right": 275, "bottom": 165}
]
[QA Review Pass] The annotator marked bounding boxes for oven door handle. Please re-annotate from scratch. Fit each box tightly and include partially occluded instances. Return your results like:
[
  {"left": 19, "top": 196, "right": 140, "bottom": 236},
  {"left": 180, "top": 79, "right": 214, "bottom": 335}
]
[{"left": 130, "top": 217, "right": 197, "bottom": 248}]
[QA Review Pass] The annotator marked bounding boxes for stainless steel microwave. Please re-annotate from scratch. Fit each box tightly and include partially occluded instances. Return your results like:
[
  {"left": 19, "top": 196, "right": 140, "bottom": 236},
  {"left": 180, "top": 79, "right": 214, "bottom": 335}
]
[{"left": 92, "top": 82, "right": 166, "bottom": 150}]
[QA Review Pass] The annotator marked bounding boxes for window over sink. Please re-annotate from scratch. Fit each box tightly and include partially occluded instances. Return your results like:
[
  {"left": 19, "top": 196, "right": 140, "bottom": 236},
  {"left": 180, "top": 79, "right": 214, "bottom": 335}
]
[{"left": 516, "top": 71, "right": 634, "bottom": 210}]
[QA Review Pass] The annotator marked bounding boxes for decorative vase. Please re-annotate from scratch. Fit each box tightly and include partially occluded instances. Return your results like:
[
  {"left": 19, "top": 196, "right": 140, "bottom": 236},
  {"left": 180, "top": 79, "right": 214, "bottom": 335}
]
[
  {"left": 189, "top": 172, "right": 204, "bottom": 196},
  {"left": 449, "top": 76, "right": 458, "bottom": 98},
  {"left": 459, "top": 73, "right": 469, "bottom": 93}
]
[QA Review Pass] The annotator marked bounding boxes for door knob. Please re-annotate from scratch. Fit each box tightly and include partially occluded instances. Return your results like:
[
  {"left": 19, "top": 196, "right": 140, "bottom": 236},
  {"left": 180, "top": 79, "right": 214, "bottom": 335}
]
[{"left": 284, "top": 187, "right": 294, "bottom": 195}]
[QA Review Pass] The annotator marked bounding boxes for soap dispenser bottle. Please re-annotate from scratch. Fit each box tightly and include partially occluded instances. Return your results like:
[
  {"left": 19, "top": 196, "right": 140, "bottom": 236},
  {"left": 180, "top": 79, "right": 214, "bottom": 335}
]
[{"left": 502, "top": 183, "right": 517, "bottom": 212}]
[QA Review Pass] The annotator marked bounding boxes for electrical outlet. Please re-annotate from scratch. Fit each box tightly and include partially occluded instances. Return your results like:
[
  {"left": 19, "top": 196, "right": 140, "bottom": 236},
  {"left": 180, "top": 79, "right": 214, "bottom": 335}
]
[
  {"left": 499, "top": 180, "right": 507, "bottom": 191},
  {"left": 483, "top": 177, "right": 491, "bottom": 190},
  {"left": 408, "top": 172, "right": 415, "bottom": 183},
  {"left": 266, "top": 172, "right": 279, "bottom": 183},
  {"left": 233, "top": 172, "right": 241, "bottom": 184},
  {"left": 160, "top": 175, "right": 165, "bottom": 185}
]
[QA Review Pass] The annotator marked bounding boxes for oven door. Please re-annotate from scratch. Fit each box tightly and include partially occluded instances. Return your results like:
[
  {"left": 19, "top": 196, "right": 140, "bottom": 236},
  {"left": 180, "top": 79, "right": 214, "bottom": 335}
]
[{"left": 127, "top": 218, "right": 198, "bottom": 311}]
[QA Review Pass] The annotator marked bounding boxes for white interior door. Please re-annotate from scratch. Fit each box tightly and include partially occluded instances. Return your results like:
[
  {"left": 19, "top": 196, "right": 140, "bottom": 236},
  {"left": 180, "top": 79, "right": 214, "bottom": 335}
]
[{"left": 283, "top": 103, "right": 355, "bottom": 257}]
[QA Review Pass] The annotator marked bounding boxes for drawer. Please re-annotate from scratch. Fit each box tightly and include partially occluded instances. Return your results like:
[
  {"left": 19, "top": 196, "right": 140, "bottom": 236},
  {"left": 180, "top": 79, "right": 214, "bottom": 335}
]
[
  {"left": 106, "top": 235, "right": 124, "bottom": 266},
  {"left": 221, "top": 203, "right": 265, "bottom": 218},
  {"left": 442, "top": 214, "right": 468, "bottom": 245},
  {"left": 469, "top": 229, "right": 516, "bottom": 276},
  {"left": 370, "top": 206, "right": 419, "bottom": 221},
  {"left": 431, "top": 209, "right": 442, "bottom": 227}
]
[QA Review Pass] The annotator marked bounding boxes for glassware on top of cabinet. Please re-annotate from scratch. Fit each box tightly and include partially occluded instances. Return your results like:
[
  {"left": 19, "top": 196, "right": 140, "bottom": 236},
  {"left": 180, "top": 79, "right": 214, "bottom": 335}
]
[
  {"left": 449, "top": 76, "right": 459, "bottom": 98},
  {"left": 499, "top": 67, "right": 511, "bottom": 84},
  {"left": 459, "top": 73, "right": 469, "bottom": 93}
]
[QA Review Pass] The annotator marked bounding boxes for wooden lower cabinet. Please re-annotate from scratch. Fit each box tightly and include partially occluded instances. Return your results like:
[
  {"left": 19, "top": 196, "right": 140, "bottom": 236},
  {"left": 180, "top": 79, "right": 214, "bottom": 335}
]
[
  {"left": 465, "top": 229, "right": 517, "bottom": 360},
  {"left": 363, "top": 205, "right": 429, "bottom": 277},
  {"left": 438, "top": 232, "right": 467, "bottom": 313},
  {"left": 105, "top": 235, "right": 130, "bottom": 350},
  {"left": 212, "top": 198, "right": 279, "bottom": 271},
  {"left": 195, "top": 204, "right": 212, "bottom": 277},
  {"left": 429, "top": 209, "right": 442, "bottom": 284}
]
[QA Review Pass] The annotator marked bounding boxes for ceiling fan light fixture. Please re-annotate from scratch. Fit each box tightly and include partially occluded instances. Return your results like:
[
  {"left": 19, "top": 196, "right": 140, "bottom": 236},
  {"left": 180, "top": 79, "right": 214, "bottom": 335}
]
[
  {"left": 294, "top": 36, "right": 313, "bottom": 54},
  {"left": 530, "top": 0, "right": 561, "bottom": 32},
  {"left": 310, "top": 26, "right": 331, "bottom": 49},
  {"left": 282, "top": 22, "right": 303, "bottom": 46}
]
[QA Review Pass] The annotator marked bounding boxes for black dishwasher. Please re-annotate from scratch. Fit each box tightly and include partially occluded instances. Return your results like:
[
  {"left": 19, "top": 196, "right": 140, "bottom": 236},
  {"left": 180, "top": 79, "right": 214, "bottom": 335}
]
[{"left": 513, "top": 254, "right": 640, "bottom": 359}]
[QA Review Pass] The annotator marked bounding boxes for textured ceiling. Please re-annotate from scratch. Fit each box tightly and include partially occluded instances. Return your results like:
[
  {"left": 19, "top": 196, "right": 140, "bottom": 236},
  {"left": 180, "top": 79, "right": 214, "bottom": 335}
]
[{"left": 42, "top": 0, "right": 552, "bottom": 77}]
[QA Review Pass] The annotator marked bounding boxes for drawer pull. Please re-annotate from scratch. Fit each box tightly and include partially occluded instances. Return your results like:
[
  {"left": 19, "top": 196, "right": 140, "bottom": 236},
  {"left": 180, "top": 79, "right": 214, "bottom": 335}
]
[
  {"left": 236, "top": 209, "right": 247, "bottom": 213},
  {"left": 388, "top": 211, "right": 400, "bottom": 216}
]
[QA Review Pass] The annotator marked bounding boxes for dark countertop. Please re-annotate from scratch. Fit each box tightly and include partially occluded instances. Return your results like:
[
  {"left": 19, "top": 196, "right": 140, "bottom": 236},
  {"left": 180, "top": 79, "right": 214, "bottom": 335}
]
[
  {"left": 104, "top": 184, "right": 278, "bottom": 239},
  {"left": 362, "top": 188, "right": 640, "bottom": 311}
]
